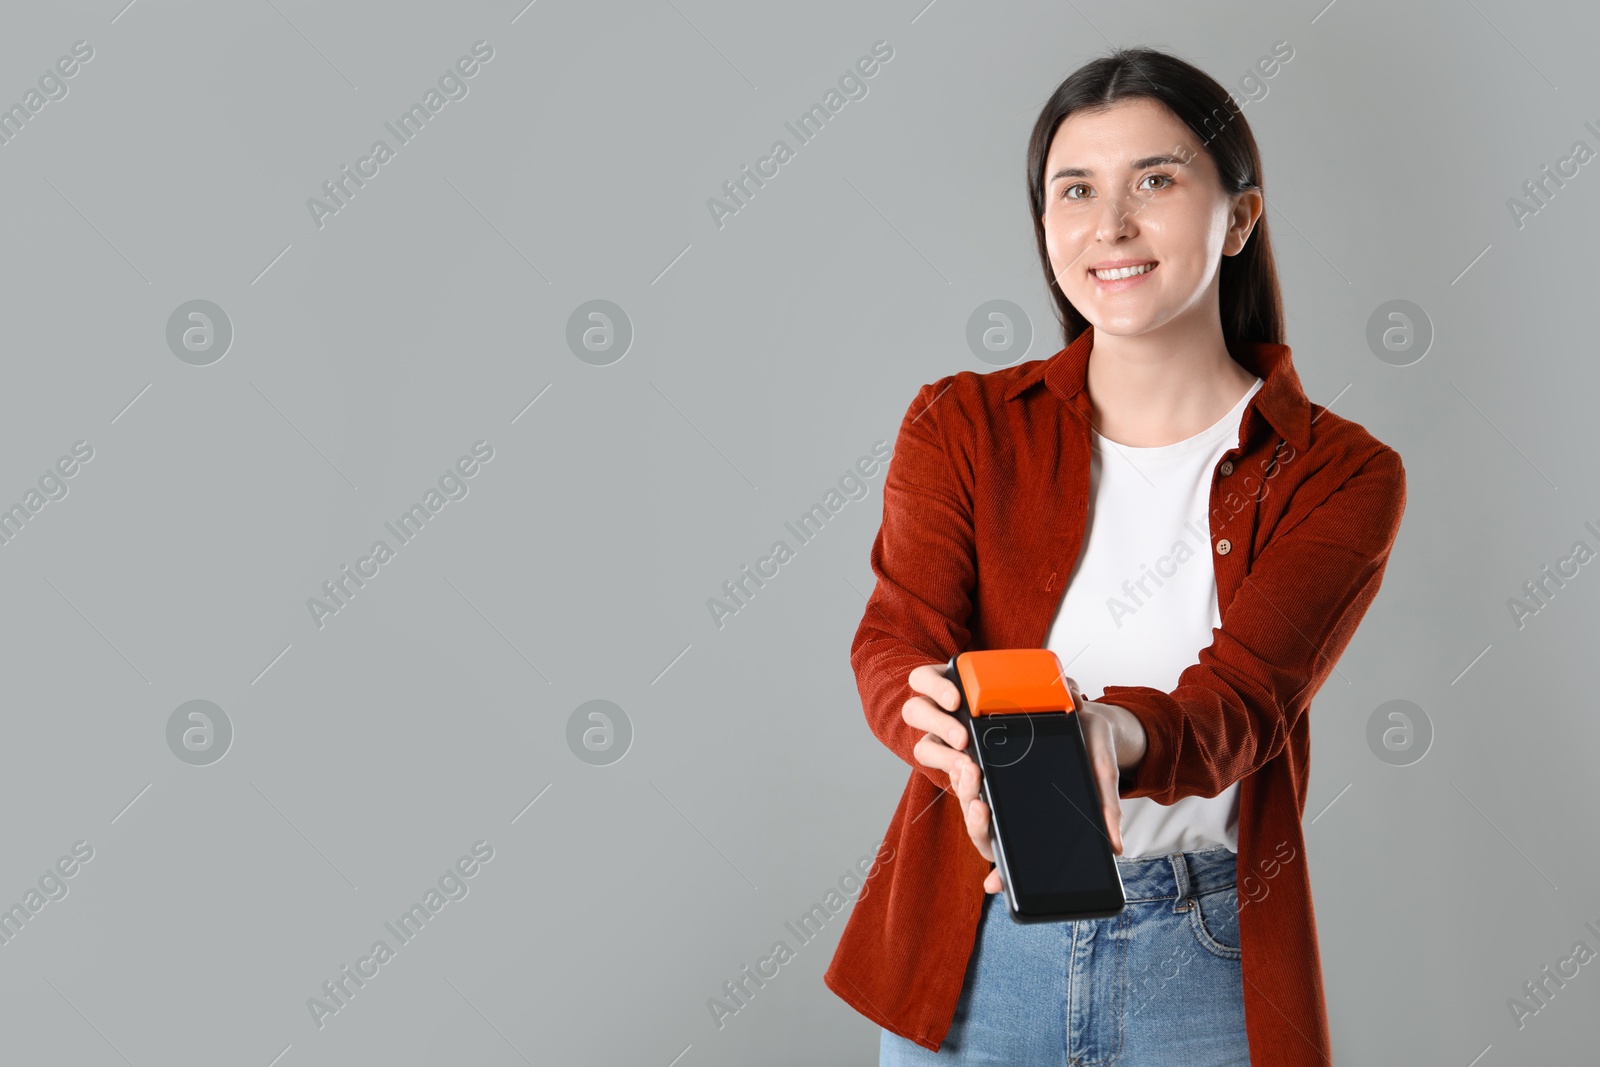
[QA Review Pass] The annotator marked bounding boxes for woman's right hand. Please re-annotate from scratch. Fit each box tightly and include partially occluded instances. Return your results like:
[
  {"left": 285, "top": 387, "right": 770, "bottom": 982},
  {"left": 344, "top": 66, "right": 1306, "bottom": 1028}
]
[{"left": 902, "top": 663, "right": 1006, "bottom": 894}]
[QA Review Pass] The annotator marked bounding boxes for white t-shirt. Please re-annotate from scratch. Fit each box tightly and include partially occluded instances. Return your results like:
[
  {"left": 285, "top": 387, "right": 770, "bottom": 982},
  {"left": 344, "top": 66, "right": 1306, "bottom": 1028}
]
[{"left": 1043, "top": 376, "right": 1264, "bottom": 857}]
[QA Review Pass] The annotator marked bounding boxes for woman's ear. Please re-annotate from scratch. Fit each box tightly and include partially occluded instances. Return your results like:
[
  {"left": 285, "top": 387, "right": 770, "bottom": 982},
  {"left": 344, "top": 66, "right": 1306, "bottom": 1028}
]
[{"left": 1224, "top": 187, "right": 1264, "bottom": 256}]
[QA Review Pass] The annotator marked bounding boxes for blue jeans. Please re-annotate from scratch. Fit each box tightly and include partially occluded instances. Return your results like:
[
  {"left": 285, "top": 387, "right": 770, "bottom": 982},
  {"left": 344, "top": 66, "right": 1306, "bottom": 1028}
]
[{"left": 880, "top": 847, "right": 1249, "bottom": 1066}]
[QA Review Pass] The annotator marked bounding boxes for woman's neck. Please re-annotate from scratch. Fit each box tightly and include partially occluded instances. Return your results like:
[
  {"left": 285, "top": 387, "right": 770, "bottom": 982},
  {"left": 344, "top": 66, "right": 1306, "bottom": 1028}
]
[{"left": 1083, "top": 327, "right": 1259, "bottom": 448}]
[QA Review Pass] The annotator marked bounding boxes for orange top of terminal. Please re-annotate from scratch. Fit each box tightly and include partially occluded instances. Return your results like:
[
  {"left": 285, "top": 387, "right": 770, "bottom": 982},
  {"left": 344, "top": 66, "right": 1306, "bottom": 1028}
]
[{"left": 954, "top": 649, "right": 1077, "bottom": 716}]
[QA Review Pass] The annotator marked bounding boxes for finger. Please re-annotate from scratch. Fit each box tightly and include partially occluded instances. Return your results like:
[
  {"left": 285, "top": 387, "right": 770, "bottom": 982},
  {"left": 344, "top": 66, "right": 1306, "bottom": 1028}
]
[
  {"left": 1105, "top": 781, "right": 1122, "bottom": 853},
  {"left": 912, "top": 732, "right": 965, "bottom": 779},
  {"left": 951, "top": 755, "right": 980, "bottom": 804},
  {"left": 985, "top": 868, "right": 1003, "bottom": 894},
  {"left": 909, "top": 663, "right": 962, "bottom": 712},
  {"left": 1100, "top": 757, "right": 1124, "bottom": 856},
  {"left": 965, "top": 794, "right": 994, "bottom": 863},
  {"left": 1080, "top": 712, "right": 1123, "bottom": 856},
  {"left": 954, "top": 757, "right": 986, "bottom": 814},
  {"left": 901, "top": 691, "right": 965, "bottom": 746}
]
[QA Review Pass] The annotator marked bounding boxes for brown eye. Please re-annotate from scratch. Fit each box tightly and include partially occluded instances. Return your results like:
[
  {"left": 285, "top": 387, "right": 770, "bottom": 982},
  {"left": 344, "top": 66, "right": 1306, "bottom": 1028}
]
[{"left": 1062, "top": 183, "right": 1090, "bottom": 200}]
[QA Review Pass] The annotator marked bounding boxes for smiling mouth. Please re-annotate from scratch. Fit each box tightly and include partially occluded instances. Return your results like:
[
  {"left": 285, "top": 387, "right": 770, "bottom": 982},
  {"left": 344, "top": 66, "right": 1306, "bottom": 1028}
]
[{"left": 1090, "top": 262, "right": 1157, "bottom": 281}]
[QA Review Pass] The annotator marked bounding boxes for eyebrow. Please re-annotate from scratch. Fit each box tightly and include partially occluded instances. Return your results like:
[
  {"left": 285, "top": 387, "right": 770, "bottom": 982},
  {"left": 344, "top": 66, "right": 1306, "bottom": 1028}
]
[{"left": 1048, "top": 154, "right": 1187, "bottom": 184}]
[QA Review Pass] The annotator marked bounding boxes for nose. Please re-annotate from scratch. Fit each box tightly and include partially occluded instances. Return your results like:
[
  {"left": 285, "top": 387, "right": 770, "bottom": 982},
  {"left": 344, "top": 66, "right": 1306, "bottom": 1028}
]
[{"left": 1094, "top": 193, "right": 1137, "bottom": 243}]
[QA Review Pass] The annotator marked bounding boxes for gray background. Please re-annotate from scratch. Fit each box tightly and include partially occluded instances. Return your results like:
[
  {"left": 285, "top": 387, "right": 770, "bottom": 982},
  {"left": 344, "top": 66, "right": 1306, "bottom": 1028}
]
[{"left": 0, "top": 0, "right": 1594, "bottom": 1064}]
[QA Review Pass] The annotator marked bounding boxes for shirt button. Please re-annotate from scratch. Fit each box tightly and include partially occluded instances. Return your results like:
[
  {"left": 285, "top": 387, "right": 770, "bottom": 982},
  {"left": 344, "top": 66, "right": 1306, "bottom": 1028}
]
[
  {"left": 1219, "top": 460, "right": 1234, "bottom": 476},
  {"left": 1216, "top": 538, "right": 1231, "bottom": 556}
]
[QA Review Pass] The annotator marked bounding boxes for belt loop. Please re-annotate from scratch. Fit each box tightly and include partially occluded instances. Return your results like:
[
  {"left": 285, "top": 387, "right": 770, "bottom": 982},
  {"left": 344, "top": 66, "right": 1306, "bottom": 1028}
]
[{"left": 1168, "top": 852, "right": 1192, "bottom": 911}]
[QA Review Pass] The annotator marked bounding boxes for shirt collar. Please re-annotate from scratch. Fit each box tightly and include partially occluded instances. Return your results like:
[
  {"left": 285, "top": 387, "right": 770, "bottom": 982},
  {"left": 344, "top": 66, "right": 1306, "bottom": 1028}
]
[{"left": 1003, "top": 323, "right": 1313, "bottom": 452}]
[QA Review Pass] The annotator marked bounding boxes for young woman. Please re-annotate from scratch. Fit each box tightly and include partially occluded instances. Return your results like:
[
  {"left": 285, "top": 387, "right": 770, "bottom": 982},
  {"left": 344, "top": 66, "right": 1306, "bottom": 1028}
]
[{"left": 823, "top": 48, "right": 1407, "bottom": 1066}]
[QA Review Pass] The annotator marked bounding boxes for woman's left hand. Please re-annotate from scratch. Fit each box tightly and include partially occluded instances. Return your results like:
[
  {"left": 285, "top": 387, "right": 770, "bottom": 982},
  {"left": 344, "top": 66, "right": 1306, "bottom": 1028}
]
[{"left": 950, "top": 676, "right": 1148, "bottom": 894}]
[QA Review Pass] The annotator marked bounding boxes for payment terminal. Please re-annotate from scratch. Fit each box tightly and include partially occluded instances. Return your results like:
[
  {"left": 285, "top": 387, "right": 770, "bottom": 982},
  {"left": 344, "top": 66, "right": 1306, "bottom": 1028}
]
[{"left": 945, "top": 649, "right": 1126, "bottom": 922}]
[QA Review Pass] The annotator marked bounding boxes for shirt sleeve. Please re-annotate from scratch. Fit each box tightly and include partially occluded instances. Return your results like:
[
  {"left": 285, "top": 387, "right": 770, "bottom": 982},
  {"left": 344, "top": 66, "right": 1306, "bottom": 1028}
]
[
  {"left": 849, "top": 377, "right": 976, "bottom": 793},
  {"left": 1102, "top": 445, "right": 1408, "bottom": 804}
]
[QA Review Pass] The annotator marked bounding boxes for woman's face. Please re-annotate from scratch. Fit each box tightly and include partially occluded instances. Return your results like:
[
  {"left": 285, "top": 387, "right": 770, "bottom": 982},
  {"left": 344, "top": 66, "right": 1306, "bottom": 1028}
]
[{"left": 1041, "top": 97, "right": 1258, "bottom": 338}]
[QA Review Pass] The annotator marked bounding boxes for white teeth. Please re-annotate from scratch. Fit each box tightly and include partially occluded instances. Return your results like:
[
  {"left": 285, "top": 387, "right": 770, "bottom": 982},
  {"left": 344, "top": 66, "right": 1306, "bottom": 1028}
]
[{"left": 1092, "top": 263, "right": 1154, "bottom": 280}]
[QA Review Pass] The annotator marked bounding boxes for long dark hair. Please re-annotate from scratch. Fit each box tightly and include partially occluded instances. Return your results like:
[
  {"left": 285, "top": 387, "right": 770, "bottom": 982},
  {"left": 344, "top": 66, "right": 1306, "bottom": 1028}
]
[{"left": 1026, "top": 47, "right": 1284, "bottom": 347}]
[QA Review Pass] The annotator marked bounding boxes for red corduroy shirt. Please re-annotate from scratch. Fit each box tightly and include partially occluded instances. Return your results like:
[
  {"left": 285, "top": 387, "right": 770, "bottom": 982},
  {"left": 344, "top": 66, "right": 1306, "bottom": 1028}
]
[{"left": 824, "top": 323, "right": 1407, "bottom": 1064}]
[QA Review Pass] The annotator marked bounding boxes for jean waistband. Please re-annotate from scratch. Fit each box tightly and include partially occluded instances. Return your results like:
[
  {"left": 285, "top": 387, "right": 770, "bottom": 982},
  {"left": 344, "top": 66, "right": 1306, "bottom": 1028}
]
[{"left": 1113, "top": 846, "right": 1237, "bottom": 903}]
